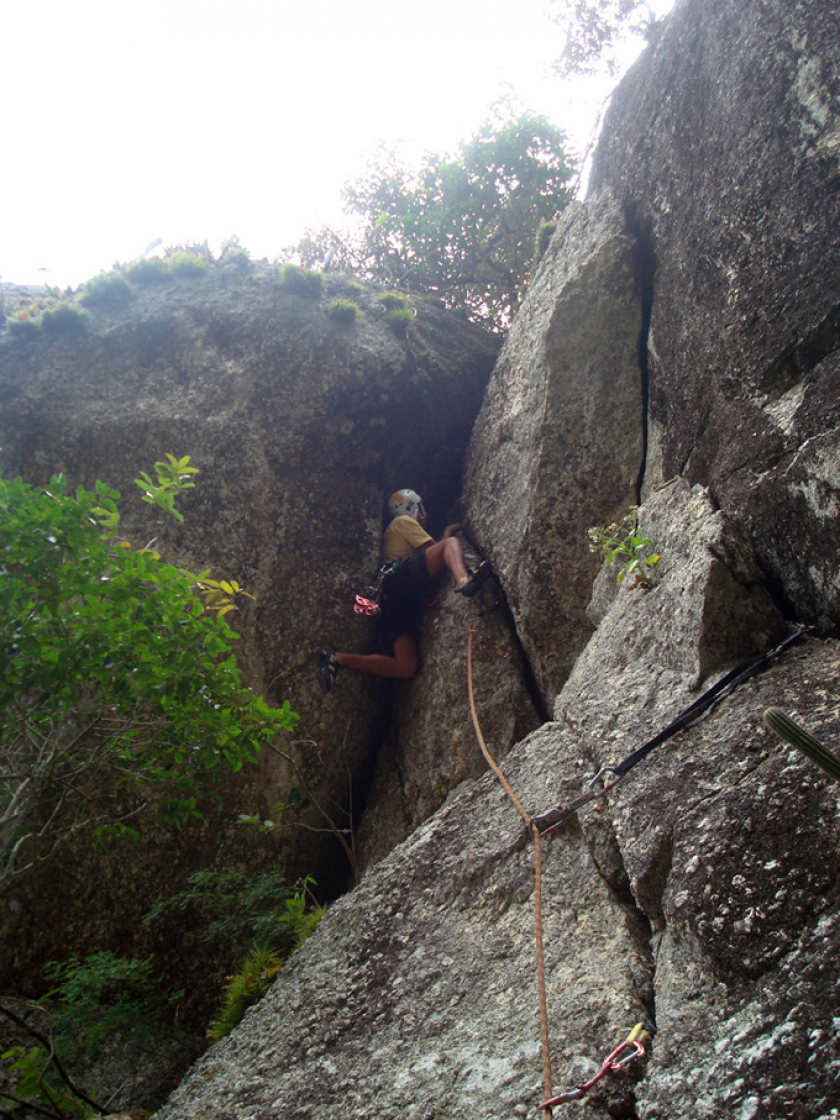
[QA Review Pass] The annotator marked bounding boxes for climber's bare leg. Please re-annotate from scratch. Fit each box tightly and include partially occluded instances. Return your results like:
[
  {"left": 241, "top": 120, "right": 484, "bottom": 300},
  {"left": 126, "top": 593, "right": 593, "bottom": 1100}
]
[
  {"left": 332, "top": 634, "right": 418, "bottom": 679},
  {"left": 423, "top": 538, "right": 469, "bottom": 587}
]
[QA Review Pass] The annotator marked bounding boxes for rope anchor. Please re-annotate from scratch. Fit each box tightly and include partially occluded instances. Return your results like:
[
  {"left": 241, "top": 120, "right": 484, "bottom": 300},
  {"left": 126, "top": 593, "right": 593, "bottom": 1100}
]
[{"left": 539, "top": 1021, "right": 655, "bottom": 1110}]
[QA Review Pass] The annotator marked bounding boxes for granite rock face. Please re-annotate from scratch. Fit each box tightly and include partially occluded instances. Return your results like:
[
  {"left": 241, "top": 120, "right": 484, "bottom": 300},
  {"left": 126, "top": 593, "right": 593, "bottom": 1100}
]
[
  {"left": 6, "top": 0, "right": 840, "bottom": 1114},
  {"left": 154, "top": 477, "right": 840, "bottom": 1120},
  {"left": 590, "top": 0, "right": 840, "bottom": 632},
  {"left": 465, "top": 190, "right": 645, "bottom": 705},
  {"left": 0, "top": 265, "right": 501, "bottom": 975}
]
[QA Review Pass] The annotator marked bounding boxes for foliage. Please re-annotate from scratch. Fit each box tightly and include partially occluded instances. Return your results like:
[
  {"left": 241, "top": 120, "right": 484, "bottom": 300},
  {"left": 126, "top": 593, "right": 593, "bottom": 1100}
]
[
  {"left": 339, "top": 108, "right": 575, "bottom": 329},
  {"left": 280, "top": 263, "right": 323, "bottom": 299},
  {"left": 206, "top": 943, "right": 282, "bottom": 1043},
  {"left": 134, "top": 452, "right": 199, "bottom": 523},
  {"left": 43, "top": 951, "right": 179, "bottom": 1061},
  {"left": 79, "top": 271, "right": 133, "bottom": 310},
  {"left": 40, "top": 303, "right": 89, "bottom": 339},
  {"left": 165, "top": 251, "right": 210, "bottom": 279},
  {"left": 143, "top": 868, "right": 316, "bottom": 952},
  {"left": 292, "top": 226, "right": 357, "bottom": 276},
  {"left": 6, "top": 295, "right": 89, "bottom": 340},
  {"left": 1, "top": 1039, "right": 98, "bottom": 1119},
  {"left": 385, "top": 307, "right": 414, "bottom": 338},
  {"left": 0, "top": 950, "right": 183, "bottom": 1118},
  {"left": 125, "top": 256, "right": 170, "bottom": 285},
  {"left": 147, "top": 870, "right": 326, "bottom": 1044},
  {"left": 278, "top": 878, "right": 326, "bottom": 950},
  {"left": 588, "top": 505, "right": 661, "bottom": 585},
  {"left": 378, "top": 291, "right": 409, "bottom": 312},
  {"left": 0, "top": 462, "right": 299, "bottom": 881},
  {"left": 327, "top": 298, "right": 360, "bottom": 325},
  {"left": 7, "top": 315, "right": 40, "bottom": 340},
  {"left": 219, "top": 236, "right": 251, "bottom": 270},
  {"left": 194, "top": 576, "right": 255, "bottom": 617},
  {"left": 550, "top": 0, "right": 662, "bottom": 76},
  {"left": 205, "top": 879, "right": 324, "bottom": 1042},
  {"left": 288, "top": 109, "right": 575, "bottom": 330}
]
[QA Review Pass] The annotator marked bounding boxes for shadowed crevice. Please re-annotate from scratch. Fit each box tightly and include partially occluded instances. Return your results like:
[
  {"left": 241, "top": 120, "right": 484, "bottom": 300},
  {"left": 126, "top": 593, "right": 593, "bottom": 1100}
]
[{"left": 623, "top": 203, "right": 656, "bottom": 502}]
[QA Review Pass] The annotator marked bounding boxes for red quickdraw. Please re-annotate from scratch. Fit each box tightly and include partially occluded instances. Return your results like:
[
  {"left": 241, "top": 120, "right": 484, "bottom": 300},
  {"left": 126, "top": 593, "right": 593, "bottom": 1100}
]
[
  {"left": 540, "top": 1022, "right": 654, "bottom": 1110},
  {"left": 353, "top": 595, "right": 381, "bottom": 617}
]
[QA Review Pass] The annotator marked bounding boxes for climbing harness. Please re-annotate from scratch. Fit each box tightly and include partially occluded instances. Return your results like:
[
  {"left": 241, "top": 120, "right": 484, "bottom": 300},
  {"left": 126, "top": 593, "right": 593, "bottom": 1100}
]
[
  {"left": 540, "top": 1022, "right": 655, "bottom": 1109},
  {"left": 531, "top": 626, "right": 810, "bottom": 835},
  {"left": 465, "top": 622, "right": 809, "bottom": 1116},
  {"left": 353, "top": 559, "right": 405, "bottom": 617}
]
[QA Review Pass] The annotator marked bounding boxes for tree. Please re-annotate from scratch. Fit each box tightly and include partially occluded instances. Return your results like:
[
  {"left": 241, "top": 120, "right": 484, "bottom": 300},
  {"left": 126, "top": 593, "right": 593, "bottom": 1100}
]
[
  {"left": 0, "top": 461, "right": 298, "bottom": 883},
  {"left": 294, "top": 109, "right": 576, "bottom": 331},
  {"left": 550, "top": 1, "right": 662, "bottom": 76}
]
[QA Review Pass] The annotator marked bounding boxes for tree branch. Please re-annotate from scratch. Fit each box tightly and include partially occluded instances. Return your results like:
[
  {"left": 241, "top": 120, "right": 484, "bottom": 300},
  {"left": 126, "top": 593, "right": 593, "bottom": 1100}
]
[{"left": 0, "top": 1003, "right": 106, "bottom": 1114}]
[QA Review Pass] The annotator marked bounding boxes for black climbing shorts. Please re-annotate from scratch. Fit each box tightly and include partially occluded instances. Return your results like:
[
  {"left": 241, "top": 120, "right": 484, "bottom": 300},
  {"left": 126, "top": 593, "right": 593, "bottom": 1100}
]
[{"left": 373, "top": 546, "right": 434, "bottom": 654}]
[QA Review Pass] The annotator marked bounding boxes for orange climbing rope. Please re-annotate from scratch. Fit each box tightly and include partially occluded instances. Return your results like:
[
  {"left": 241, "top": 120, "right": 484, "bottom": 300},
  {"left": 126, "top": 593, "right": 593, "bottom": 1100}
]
[
  {"left": 466, "top": 627, "right": 554, "bottom": 1117},
  {"left": 465, "top": 617, "right": 807, "bottom": 1114}
]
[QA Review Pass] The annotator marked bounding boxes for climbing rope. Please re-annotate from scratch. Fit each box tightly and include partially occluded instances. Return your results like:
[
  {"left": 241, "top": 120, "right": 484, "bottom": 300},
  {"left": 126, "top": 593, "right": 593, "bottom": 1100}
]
[
  {"left": 466, "top": 628, "right": 554, "bottom": 1115},
  {"left": 465, "top": 621, "right": 809, "bottom": 1113}
]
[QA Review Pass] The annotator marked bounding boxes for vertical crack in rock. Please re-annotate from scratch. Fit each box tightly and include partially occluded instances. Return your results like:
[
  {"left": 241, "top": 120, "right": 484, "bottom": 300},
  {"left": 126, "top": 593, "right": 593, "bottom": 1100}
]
[
  {"left": 489, "top": 581, "right": 552, "bottom": 727},
  {"left": 581, "top": 807, "right": 660, "bottom": 1031},
  {"left": 624, "top": 203, "right": 656, "bottom": 504}
]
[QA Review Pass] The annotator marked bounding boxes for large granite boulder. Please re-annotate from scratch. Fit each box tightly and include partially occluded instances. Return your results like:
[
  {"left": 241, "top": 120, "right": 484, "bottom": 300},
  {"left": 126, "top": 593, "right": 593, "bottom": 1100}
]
[
  {"left": 464, "top": 190, "right": 645, "bottom": 705},
  {"left": 0, "top": 263, "right": 500, "bottom": 979},
  {"left": 589, "top": 0, "right": 840, "bottom": 633},
  {"left": 558, "top": 480, "right": 840, "bottom": 1119}
]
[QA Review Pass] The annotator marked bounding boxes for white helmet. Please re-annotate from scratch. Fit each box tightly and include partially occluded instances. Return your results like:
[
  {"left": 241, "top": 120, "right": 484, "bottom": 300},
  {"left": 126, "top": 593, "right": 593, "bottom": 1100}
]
[{"left": 388, "top": 488, "right": 423, "bottom": 520}]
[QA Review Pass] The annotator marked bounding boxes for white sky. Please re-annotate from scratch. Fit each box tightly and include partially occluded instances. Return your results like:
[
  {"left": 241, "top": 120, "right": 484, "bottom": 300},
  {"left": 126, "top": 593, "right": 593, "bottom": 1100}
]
[{"left": 1, "top": 0, "right": 672, "bottom": 289}]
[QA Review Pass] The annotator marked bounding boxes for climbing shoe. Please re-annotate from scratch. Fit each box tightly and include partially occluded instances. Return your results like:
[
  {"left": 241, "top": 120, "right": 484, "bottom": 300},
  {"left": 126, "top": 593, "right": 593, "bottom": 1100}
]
[
  {"left": 315, "top": 648, "right": 338, "bottom": 694},
  {"left": 456, "top": 559, "right": 493, "bottom": 598}
]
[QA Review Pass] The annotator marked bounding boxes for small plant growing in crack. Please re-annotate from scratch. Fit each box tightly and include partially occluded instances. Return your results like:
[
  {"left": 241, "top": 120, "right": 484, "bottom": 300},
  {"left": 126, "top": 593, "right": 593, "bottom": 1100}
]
[{"left": 588, "top": 506, "right": 661, "bottom": 587}]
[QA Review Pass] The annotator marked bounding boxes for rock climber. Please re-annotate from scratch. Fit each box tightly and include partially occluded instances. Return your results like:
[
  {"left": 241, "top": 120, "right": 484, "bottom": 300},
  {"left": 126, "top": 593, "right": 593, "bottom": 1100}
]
[{"left": 316, "top": 488, "right": 491, "bottom": 692}]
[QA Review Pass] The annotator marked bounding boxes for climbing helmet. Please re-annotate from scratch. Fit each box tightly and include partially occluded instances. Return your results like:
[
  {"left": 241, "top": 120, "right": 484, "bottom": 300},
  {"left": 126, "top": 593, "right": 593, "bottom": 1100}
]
[{"left": 387, "top": 488, "right": 423, "bottom": 520}]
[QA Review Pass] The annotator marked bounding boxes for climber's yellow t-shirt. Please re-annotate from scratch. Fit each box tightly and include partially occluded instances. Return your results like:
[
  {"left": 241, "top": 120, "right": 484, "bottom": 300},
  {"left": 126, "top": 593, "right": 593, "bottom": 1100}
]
[{"left": 383, "top": 515, "right": 434, "bottom": 560}]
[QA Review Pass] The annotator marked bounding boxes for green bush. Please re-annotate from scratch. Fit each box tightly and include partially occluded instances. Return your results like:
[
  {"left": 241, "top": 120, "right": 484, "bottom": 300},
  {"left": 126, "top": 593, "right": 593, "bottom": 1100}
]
[
  {"left": 588, "top": 506, "right": 661, "bottom": 586},
  {"left": 145, "top": 869, "right": 304, "bottom": 949},
  {"left": 386, "top": 306, "right": 414, "bottom": 338},
  {"left": 219, "top": 239, "right": 251, "bottom": 270},
  {"left": 280, "top": 263, "right": 323, "bottom": 299},
  {"left": 45, "top": 951, "right": 178, "bottom": 1060},
  {"left": 535, "top": 219, "right": 557, "bottom": 263},
  {"left": 1, "top": 949, "right": 185, "bottom": 1118},
  {"left": 0, "top": 464, "right": 299, "bottom": 878},
  {"left": 419, "top": 294, "right": 446, "bottom": 310},
  {"left": 125, "top": 257, "right": 170, "bottom": 285},
  {"left": 328, "top": 298, "right": 360, "bottom": 325},
  {"left": 378, "top": 291, "right": 409, "bottom": 311},
  {"left": 166, "top": 251, "right": 210, "bottom": 279},
  {"left": 205, "top": 879, "right": 324, "bottom": 1042},
  {"left": 7, "top": 316, "right": 40, "bottom": 340},
  {"left": 207, "top": 944, "right": 282, "bottom": 1042},
  {"left": 80, "top": 271, "right": 134, "bottom": 309},
  {"left": 40, "top": 302, "right": 89, "bottom": 338}
]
